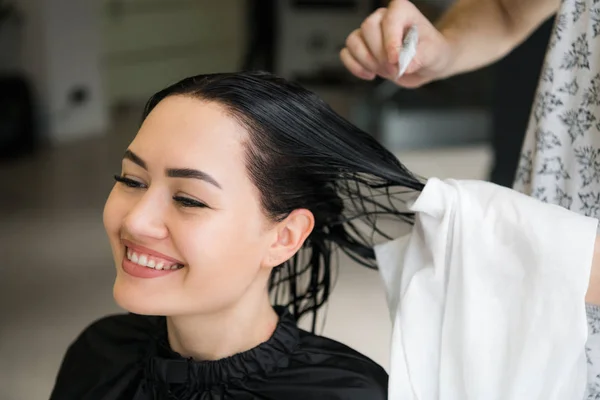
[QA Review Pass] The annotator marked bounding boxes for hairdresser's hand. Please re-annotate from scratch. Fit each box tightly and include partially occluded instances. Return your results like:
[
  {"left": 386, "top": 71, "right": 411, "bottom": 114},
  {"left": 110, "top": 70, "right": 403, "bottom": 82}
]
[{"left": 340, "top": 0, "right": 453, "bottom": 89}]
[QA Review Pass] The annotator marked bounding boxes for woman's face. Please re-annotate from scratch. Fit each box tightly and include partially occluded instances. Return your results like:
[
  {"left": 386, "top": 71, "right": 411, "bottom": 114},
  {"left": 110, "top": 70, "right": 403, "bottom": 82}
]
[{"left": 103, "top": 96, "right": 312, "bottom": 316}]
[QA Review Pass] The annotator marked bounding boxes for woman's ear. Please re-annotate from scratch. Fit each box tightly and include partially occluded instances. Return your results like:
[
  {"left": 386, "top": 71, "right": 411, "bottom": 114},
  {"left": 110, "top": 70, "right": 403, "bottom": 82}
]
[{"left": 261, "top": 209, "right": 315, "bottom": 268}]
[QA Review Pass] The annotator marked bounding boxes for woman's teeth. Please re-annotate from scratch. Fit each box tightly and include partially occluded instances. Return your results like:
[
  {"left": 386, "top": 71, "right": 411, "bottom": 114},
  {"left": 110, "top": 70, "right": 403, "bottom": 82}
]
[{"left": 126, "top": 248, "right": 183, "bottom": 270}]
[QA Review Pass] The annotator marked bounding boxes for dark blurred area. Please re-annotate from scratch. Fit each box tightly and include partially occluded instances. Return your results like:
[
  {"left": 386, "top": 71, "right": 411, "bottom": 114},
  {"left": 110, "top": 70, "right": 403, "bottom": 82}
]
[
  {"left": 0, "top": 1, "right": 552, "bottom": 398},
  {"left": 490, "top": 16, "right": 554, "bottom": 188}
]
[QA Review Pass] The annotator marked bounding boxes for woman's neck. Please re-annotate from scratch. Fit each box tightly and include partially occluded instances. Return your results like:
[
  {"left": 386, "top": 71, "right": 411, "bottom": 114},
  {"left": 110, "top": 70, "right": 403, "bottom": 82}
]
[{"left": 166, "top": 296, "right": 279, "bottom": 361}]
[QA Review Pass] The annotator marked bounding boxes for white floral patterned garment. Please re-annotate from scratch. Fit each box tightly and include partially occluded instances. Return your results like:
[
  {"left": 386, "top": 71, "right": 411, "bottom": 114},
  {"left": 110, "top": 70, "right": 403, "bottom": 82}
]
[{"left": 513, "top": 0, "right": 600, "bottom": 397}]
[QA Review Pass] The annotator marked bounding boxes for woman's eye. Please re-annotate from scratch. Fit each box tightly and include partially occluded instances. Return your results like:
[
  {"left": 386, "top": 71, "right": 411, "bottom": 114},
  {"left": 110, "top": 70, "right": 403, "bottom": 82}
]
[
  {"left": 113, "top": 175, "right": 207, "bottom": 208},
  {"left": 114, "top": 175, "right": 147, "bottom": 189},
  {"left": 173, "top": 196, "right": 208, "bottom": 208}
]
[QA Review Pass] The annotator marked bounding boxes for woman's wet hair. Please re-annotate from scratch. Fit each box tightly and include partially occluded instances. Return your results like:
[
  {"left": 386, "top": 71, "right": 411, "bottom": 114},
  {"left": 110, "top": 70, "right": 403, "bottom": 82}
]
[{"left": 142, "top": 71, "right": 424, "bottom": 331}]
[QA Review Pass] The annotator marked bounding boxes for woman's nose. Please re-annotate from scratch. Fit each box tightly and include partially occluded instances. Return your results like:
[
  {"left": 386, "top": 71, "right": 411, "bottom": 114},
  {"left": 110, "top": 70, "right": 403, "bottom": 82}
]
[{"left": 123, "top": 191, "right": 169, "bottom": 241}]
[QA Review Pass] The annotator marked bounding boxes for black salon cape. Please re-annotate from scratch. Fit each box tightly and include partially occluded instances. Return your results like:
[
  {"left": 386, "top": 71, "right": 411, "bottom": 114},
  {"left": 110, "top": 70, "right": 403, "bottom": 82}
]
[{"left": 50, "top": 307, "right": 388, "bottom": 399}]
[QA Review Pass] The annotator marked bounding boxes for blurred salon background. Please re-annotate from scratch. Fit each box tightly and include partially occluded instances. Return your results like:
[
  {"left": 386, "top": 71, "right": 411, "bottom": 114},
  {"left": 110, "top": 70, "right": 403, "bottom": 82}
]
[{"left": 0, "top": 0, "right": 554, "bottom": 398}]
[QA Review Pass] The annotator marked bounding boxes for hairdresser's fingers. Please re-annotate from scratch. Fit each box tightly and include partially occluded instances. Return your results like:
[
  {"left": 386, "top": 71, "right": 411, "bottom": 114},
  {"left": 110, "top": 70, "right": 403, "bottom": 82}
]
[
  {"left": 360, "top": 8, "right": 388, "bottom": 65},
  {"left": 382, "top": 0, "right": 419, "bottom": 65},
  {"left": 340, "top": 48, "right": 376, "bottom": 80},
  {"left": 345, "top": 29, "right": 380, "bottom": 74},
  {"left": 395, "top": 69, "right": 428, "bottom": 89}
]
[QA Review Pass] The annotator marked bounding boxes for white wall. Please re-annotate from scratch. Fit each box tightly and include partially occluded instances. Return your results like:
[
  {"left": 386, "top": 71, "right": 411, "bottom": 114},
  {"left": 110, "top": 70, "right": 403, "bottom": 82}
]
[{"left": 17, "top": 0, "right": 109, "bottom": 144}]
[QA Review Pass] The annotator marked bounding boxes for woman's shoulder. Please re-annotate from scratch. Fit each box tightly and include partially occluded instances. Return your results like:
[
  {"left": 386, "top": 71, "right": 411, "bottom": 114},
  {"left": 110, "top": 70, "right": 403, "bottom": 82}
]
[
  {"left": 291, "top": 329, "right": 388, "bottom": 398},
  {"left": 50, "top": 313, "right": 158, "bottom": 399}
]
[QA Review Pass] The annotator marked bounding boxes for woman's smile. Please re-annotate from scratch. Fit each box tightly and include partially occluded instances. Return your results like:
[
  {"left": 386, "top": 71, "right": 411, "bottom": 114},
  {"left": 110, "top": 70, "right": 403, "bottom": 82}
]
[{"left": 121, "top": 239, "right": 185, "bottom": 279}]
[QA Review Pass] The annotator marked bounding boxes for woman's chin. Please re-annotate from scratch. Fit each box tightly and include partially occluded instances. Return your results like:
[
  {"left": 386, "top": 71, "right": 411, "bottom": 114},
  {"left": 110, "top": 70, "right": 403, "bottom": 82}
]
[{"left": 112, "top": 279, "right": 168, "bottom": 316}]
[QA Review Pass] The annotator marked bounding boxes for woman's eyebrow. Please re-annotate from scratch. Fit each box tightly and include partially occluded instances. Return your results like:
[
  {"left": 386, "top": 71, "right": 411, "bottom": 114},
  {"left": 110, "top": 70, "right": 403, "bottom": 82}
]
[
  {"left": 166, "top": 168, "right": 222, "bottom": 189},
  {"left": 123, "top": 149, "right": 222, "bottom": 189}
]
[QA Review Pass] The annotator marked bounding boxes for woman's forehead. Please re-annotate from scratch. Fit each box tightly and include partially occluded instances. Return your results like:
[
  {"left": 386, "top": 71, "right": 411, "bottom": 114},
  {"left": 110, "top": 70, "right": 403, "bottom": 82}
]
[
  {"left": 137, "top": 98, "right": 245, "bottom": 155},
  {"left": 129, "top": 97, "right": 250, "bottom": 181}
]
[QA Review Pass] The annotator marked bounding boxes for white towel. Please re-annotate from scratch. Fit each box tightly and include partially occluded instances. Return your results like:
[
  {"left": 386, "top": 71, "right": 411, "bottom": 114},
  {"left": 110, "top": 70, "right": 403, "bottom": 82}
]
[{"left": 375, "top": 178, "right": 598, "bottom": 399}]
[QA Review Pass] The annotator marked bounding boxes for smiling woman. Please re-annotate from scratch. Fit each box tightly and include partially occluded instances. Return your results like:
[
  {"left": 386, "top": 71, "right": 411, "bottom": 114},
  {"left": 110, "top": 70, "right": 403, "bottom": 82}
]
[
  {"left": 47, "top": 71, "right": 600, "bottom": 400},
  {"left": 49, "top": 71, "right": 422, "bottom": 400}
]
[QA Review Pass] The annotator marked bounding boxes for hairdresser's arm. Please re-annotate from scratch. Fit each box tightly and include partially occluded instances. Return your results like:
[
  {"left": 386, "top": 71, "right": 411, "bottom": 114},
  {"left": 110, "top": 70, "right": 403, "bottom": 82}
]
[
  {"left": 587, "top": 236, "right": 600, "bottom": 305},
  {"left": 437, "top": 0, "right": 560, "bottom": 79},
  {"left": 342, "top": 0, "right": 559, "bottom": 88}
]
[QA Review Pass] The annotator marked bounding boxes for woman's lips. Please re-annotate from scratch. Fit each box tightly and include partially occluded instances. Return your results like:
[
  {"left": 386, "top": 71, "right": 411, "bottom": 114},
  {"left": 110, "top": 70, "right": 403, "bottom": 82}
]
[
  {"left": 119, "top": 239, "right": 185, "bottom": 279},
  {"left": 121, "top": 239, "right": 184, "bottom": 265}
]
